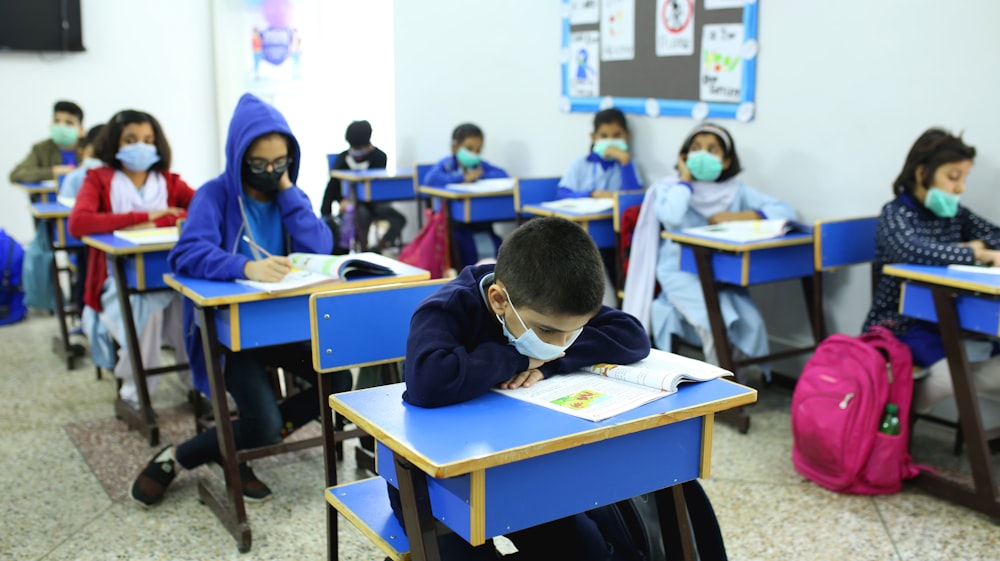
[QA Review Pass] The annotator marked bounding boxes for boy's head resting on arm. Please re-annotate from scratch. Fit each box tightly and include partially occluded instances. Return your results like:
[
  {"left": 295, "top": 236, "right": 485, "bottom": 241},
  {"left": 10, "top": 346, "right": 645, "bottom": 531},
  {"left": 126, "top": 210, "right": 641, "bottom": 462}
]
[
  {"left": 345, "top": 120, "right": 373, "bottom": 153},
  {"left": 676, "top": 123, "right": 742, "bottom": 183},
  {"left": 51, "top": 100, "right": 84, "bottom": 148},
  {"left": 242, "top": 132, "right": 294, "bottom": 200},
  {"left": 893, "top": 128, "right": 975, "bottom": 219},
  {"left": 590, "top": 108, "right": 631, "bottom": 160},
  {"left": 451, "top": 122, "right": 484, "bottom": 168},
  {"left": 487, "top": 217, "right": 605, "bottom": 356},
  {"left": 94, "top": 110, "right": 171, "bottom": 173}
]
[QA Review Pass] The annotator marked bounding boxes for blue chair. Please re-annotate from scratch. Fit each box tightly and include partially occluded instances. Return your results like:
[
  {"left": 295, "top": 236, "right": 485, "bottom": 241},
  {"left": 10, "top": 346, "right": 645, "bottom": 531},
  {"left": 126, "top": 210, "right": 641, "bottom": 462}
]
[
  {"left": 512, "top": 177, "right": 560, "bottom": 224},
  {"left": 811, "top": 216, "right": 878, "bottom": 341},
  {"left": 412, "top": 162, "right": 435, "bottom": 228},
  {"left": 326, "top": 153, "right": 339, "bottom": 171}
]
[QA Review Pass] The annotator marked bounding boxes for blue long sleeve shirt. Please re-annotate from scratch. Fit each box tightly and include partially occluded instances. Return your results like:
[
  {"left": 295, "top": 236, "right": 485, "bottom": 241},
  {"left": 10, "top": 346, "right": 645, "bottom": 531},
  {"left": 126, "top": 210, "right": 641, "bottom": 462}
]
[
  {"left": 423, "top": 155, "right": 508, "bottom": 187},
  {"left": 557, "top": 153, "right": 641, "bottom": 199}
]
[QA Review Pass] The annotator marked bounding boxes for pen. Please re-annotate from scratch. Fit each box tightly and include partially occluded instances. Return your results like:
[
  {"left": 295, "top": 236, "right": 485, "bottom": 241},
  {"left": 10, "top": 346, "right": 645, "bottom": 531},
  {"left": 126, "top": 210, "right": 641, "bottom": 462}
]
[{"left": 241, "top": 235, "right": 273, "bottom": 258}]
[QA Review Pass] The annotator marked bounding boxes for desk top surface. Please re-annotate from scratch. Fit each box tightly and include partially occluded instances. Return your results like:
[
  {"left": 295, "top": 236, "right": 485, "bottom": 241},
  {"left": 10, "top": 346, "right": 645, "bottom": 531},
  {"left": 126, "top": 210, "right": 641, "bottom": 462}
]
[
  {"left": 331, "top": 378, "right": 756, "bottom": 478},
  {"left": 662, "top": 230, "right": 813, "bottom": 252},
  {"left": 329, "top": 168, "right": 414, "bottom": 181},
  {"left": 418, "top": 185, "right": 515, "bottom": 199},
  {"left": 81, "top": 232, "right": 176, "bottom": 255},
  {"left": 13, "top": 181, "right": 58, "bottom": 194},
  {"left": 521, "top": 204, "right": 613, "bottom": 221},
  {"left": 165, "top": 253, "right": 430, "bottom": 307},
  {"left": 883, "top": 264, "right": 1000, "bottom": 295},
  {"left": 30, "top": 202, "right": 72, "bottom": 218}
]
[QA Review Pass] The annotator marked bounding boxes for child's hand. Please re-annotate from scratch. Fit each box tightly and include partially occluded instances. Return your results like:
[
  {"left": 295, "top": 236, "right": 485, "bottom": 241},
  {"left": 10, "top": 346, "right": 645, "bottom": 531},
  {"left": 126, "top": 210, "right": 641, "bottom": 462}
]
[
  {"left": 463, "top": 167, "right": 483, "bottom": 183},
  {"left": 279, "top": 169, "right": 293, "bottom": 190},
  {"left": 708, "top": 210, "right": 759, "bottom": 224},
  {"left": 500, "top": 368, "right": 544, "bottom": 390},
  {"left": 676, "top": 156, "right": 693, "bottom": 182},
  {"left": 148, "top": 207, "right": 186, "bottom": 220},
  {"left": 591, "top": 190, "right": 614, "bottom": 199},
  {"left": 603, "top": 145, "right": 631, "bottom": 165},
  {"left": 52, "top": 164, "right": 76, "bottom": 176},
  {"left": 244, "top": 256, "right": 292, "bottom": 282},
  {"left": 973, "top": 246, "right": 1000, "bottom": 266},
  {"left": 961, "top": 240, "right": 986, "bottom": 252}
]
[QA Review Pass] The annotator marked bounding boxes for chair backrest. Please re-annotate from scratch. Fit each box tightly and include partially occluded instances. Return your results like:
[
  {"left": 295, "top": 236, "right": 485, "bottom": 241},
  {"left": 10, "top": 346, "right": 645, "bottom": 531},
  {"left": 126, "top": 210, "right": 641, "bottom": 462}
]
[
  {"left": 813, "top": 216, "right": 878, "bottom": 272},
  {"left": 326, "top": 153, "right": 339, "bottom": 171},
  {"left": 513, "top": 176, "right": 560, "bottom": 214},
  {"left": 309, "top": 278, "right": 449, "bottom": 373},
  {"left": 413, "top": 162, "right": 435, "bottom": 200},
  {"left": 612, "top": 190, "right": 646, "bottom": 233}
]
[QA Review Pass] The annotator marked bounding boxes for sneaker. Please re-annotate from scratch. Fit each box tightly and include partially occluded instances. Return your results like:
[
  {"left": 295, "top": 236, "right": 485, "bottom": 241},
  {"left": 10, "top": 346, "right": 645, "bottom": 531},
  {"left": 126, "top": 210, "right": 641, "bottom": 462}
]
[
  {"left": 239, "top": 462, "right": 272, "bottom": 502},
  {"left": 130, "top": 445, "right": 177, "bottom": 507}
]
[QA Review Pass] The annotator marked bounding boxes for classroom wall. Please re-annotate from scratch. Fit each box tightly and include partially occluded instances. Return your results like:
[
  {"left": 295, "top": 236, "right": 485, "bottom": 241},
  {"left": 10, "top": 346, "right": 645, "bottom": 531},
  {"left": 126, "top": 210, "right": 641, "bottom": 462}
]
[
  {"left": 0, "top": 0, "right": 220, "bottom": 244},
  {"left": 394, "top": 0, "right": 1000, "bottom": 350}
]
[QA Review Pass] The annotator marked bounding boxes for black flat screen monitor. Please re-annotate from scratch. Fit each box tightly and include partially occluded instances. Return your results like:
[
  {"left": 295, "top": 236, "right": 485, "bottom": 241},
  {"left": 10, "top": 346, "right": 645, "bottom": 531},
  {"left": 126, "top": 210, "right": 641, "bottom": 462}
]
[{"left": 0, "top": 0, "right": 84, "bottom": 52}]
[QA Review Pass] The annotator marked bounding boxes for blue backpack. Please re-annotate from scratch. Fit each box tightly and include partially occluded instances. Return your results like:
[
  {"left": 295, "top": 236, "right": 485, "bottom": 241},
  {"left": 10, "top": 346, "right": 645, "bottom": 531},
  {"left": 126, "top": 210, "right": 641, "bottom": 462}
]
[{"left": 0, "top": 229, "right": 27, "bottom": 325}]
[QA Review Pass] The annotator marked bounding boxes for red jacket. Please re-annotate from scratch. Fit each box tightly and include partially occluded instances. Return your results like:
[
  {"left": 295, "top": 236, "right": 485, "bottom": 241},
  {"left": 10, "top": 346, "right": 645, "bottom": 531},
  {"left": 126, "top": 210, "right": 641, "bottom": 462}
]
[{"left": 68, "top": 166, "right": 195, "bottom": 312}]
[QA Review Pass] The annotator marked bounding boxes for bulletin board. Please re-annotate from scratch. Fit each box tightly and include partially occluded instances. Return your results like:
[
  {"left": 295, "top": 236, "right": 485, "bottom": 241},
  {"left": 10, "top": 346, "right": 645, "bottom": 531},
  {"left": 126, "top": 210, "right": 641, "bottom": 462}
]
[{"left": 560, "top": 0, "right": 759, "bottom": 121}]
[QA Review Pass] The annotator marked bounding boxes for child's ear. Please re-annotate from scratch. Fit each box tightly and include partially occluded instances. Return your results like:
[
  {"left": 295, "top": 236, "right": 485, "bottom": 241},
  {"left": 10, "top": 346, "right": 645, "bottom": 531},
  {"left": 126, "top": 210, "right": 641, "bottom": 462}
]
[
  {"left": 915, "top": 165, "right": 926, "bottom": 188},
  {"left": 589, "top": 131, "right": 597, "bottom": 145},
  {"left": 450, "top": 140, "right": 459, "bottom": 153},
  {"left": 486, "top": 283, "right": 507, "bottom": 315}
]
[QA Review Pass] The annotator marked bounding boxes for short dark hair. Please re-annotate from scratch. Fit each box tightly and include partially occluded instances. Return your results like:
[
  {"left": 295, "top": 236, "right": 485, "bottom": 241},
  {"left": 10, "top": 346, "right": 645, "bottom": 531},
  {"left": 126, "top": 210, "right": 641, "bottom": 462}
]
[
  {"left": 593, "top": 108, "right": 628, "bottom": 132},
  {"left": 93, "top": 110, "right": 172, "bottom": 172},
  {"left": 452, "top": 123, "right": 483, "bottom": 145},
  {"left": 345, "top": 120, "right": 372, "bottom": 148},
  {"left": 893, "top": 128, "right": 976, "bottom": 195},
  {"left": 54, "top": 100, "right": 83, "bottom": 123},
  {"left": 678, "top": 123, "right": 742, "bottom": 181},
  {"left": 495, "top": 217, "right": 605, "bottom": 316},
  {"left": 81, "top": 124, "right": 104, "bottom": 149}
]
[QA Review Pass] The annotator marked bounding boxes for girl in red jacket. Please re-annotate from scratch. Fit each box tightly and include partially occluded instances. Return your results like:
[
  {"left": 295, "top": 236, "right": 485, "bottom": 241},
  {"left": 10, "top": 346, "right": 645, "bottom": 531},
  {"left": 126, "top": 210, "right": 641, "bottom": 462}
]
[{"left": 69, "top": 110, "right": 194, "bottom": 407}]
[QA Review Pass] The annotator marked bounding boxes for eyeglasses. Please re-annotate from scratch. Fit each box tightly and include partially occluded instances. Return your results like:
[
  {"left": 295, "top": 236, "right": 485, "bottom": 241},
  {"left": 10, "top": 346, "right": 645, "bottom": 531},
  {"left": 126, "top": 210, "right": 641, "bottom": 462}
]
[{"left": 246, "top": 156, "right": 292, "bottom": 174}]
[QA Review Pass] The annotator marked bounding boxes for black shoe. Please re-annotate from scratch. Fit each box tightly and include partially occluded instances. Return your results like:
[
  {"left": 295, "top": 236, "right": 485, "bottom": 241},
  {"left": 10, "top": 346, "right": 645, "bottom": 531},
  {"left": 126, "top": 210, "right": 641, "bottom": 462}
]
[
  {"left": 130, "top": 445, "right": 177, "bottom": 507},
  {"left": 239, "top": 462, "right": 273, "bottom": 502}
]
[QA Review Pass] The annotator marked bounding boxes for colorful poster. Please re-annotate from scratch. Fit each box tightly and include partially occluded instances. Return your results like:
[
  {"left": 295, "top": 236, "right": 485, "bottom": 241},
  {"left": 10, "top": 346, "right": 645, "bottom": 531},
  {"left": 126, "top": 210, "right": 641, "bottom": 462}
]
[
  {"left": 655, "top": 0, "right": 695, "bottom": 57},
  {"left": 705, "top": 0, "right": 745, "bottom": 9},
  {"left": 699, "top": 23, "right": 743, "bottom": 102},
  {"left": 569, "top": 0, "right": 600, "bottom": 25},
  {"left": 600, "top": 0, "right": 635, "bottom": 62},
  {"left": 247, "top": 0, "right": 305, "bottom": 93},
  {"left": 568, "top": 31, "right": 600, "bottom": 96}
]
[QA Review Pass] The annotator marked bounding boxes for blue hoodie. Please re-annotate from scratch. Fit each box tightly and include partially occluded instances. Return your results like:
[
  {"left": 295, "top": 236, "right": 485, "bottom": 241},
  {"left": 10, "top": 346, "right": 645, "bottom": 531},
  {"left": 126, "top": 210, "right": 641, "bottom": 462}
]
[{"left": 169, "top": 93, "right": 332, "bottom": 394}]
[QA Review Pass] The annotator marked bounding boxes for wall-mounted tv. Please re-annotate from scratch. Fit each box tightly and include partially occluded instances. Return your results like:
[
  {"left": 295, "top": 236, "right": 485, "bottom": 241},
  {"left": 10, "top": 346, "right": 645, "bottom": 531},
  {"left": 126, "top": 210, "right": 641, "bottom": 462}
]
[{"left": 0, "top": 0, "right": 84, "bottom": 52}]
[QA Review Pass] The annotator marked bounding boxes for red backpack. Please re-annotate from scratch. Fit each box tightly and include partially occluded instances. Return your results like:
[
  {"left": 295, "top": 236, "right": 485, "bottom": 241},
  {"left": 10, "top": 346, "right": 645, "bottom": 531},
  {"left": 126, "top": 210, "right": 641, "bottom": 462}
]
[
  {"left": 791, "top": 327, "right": 920, "bottom": 494},
  {"left": 399, "top": 207, "right": 451, "bottom": 279}
]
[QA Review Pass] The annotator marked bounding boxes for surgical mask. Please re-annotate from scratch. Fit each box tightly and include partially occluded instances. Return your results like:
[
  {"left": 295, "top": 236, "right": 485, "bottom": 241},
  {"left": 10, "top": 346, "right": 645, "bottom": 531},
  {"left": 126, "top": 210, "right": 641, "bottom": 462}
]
[
  {"left": 685, "top": 150, "right": 724, "bottom": 182},
  {"left": 243, "top": 162, "right": 283, "bottom": 195},
  {"left": 50, "top": 124, "right": 79, "bottom": 147},
  {"left": 116, "top": 142, "right": 160, "bottom": 172},
  {"left": 924, "top": 187, "right": 960, "bottom": 218},
  {"left": 456, "top": 146, "right": 481, "bottom": 168},
  {"left": 349, "top": 148, "right": 371, "bottom": 161},
  {"left": 592, "top": 139, "right": 628, "bottom": 159},
  {"left": 497, "top": 288, "right": 583, "bottom": 360}
]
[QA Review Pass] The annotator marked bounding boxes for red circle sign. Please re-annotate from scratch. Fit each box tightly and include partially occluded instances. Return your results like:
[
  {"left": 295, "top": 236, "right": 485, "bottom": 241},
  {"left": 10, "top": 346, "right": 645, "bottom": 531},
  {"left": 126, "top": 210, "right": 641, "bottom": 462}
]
[{"left": 662, "top": 0, "right": 694, "bottom": 33}]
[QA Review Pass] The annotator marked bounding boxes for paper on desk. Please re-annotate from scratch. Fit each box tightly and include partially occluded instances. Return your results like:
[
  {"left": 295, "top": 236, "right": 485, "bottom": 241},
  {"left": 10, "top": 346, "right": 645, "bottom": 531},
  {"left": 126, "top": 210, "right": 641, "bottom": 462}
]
[
  {"left": 947, "top": 264, "right": 1000, "bottom": 276},
  {"left": 112, "top": 227, "right": 179, "bottom": 245},
  {"left": 56, "top": 196, "right": 76, "bottom": 208},
  {"left": 446, "top": 178, "right": 515, "bottom": 193},
  {"left": 539, "top": 198, "right": 614, "bottom": 214}
]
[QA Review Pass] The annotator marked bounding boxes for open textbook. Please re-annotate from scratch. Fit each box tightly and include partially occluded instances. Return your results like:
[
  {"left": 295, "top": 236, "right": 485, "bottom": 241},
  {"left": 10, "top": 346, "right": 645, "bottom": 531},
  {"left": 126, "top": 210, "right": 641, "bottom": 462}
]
[
  {"left": 445, "top": 177, "right": 516, "bottom": 193},
  {"left": 113, "top": 226, "right": 179, "bottom": 245},
  {"left": 539, "top": 198, "right": 615, "bottom": 214},
  {"left": 947, "top": 264, "right": 1000, "bottom": 276},
  {"left": 682, "top": 219, "right": 811, "bottom": 243},
  {"left": 236, "top": 251, "right": 394, "bottom": 293},
  {"left": 493, "top": 349, "right": 732, "bottom": 422}
]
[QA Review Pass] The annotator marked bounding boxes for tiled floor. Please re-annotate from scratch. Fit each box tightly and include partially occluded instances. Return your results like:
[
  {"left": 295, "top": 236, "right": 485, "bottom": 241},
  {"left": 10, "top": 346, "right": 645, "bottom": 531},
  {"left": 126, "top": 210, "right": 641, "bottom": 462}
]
[{"left": 2, "top": 311, "right": 999, "bottom": 560}]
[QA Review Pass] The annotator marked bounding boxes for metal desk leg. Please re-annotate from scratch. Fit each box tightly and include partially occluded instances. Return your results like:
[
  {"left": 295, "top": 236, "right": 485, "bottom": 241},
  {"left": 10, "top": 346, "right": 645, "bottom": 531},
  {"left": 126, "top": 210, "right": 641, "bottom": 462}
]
[
  {"left": 110, "top": 255, "right": 159, "bottom": 446},
  {"left": 320, "top": 372, "right": 339, "bottom": 561},
  {"left": 691, "top": 246, "right": 750, "bottom": 433},
  {"left": 911, "top": 286, "right": 1000, "bottom": 518},
  {"left": 195, "top": 305, "right": 253, "bottom": 552},
  {"left": 394, "top": 452, "right": 442, "bottom": 561},
  {"left": 47, "top": 221, "right": 76, "bottom": 370}
]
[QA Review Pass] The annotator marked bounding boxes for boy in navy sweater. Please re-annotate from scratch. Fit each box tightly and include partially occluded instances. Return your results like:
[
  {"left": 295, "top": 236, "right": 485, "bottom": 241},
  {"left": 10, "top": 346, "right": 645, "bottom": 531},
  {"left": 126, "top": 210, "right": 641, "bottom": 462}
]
[{"left": 396, "top": 216, "right": 651, "bottom": 558}]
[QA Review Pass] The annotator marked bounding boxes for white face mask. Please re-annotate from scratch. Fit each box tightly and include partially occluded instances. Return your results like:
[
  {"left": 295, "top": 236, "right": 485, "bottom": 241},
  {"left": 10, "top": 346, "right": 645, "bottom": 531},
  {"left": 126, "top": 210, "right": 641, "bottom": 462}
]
[{"left": 497, "top": 288, "right": 583, "bottom": 360}]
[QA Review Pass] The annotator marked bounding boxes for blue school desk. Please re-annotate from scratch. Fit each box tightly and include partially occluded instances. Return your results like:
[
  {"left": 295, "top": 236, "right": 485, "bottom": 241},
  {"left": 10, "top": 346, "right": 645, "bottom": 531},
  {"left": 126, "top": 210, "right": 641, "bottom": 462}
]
[
  {"left": 418, "top": 184, "right": 517, "bottom": 267},
  {"left": 520, "top": 203, "right": 615, "bottom": 247},
  {"left": 164, "top": 254, "right": 430, "bottom": 553},
  {"left": 13, "top": 180, "right": 58, "bottom": 203},
  {"left": 883, "top": 263, "right": 1000, "bottom": 518},
  {"left": 661, "top": 231, "right": 822, "bottom": 433},
  {"left": 327, "top": 378, "right": 757, "bottom": 561},
  {"left": 30, "top": 202, "right": 86, "bottom": 369},
  {"left": 81, "top": 233, "right": 184, "bottom": 445},
  {"left": 331, "top": 168, "right": 415, "bottom": 204}
]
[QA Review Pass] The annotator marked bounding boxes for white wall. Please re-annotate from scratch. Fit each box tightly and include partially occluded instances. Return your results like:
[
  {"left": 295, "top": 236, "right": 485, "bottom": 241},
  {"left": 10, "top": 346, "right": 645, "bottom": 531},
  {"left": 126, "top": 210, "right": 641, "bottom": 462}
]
[
  {"left": 0, "top": 0, "right": 219, "bottom": 244},
  {"left": 394, "top": 0, "right": 1000, "bottom": 347}
]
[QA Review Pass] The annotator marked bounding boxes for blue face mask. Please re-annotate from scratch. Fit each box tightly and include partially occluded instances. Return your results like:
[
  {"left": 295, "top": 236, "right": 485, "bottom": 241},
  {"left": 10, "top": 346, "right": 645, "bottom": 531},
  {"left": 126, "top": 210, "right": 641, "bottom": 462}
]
[
  {"left": 116, "top": 142, "right": 160, "bottom": 172},
  {"left": 455, "top": 146, "right": 481, "bottom": 169},
  {"left": 924, "top": 187, "right": 960, "bottom": 218},
  {"left": 497, "top": 288, "right": 582, "bottom": 360},
  {"left": 592, "top": 139, "right": 629, "bottom": 159},
  {"left": 685, "top": 150, "right": 724, "bottom": 182}
]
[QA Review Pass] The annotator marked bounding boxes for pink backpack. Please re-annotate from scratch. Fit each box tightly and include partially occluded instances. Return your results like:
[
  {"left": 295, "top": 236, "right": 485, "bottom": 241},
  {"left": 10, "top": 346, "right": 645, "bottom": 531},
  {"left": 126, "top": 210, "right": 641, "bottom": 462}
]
[
  {"left": 791, "top": 326, "right": 920, "bottom": 494},
  {"left": 399, "top": 207, "right": 451, "bottom": 279}
]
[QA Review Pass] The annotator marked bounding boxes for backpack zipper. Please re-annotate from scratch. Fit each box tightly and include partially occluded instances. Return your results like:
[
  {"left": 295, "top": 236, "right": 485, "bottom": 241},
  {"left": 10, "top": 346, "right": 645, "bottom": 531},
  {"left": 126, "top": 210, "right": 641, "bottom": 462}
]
[{"left": 839, "top": 392, "right": 854, "bottom": 409}]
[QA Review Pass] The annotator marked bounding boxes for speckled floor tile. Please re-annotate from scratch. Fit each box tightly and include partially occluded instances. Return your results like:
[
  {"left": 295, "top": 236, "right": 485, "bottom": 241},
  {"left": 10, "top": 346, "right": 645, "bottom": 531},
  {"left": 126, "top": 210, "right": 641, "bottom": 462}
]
[{"left": 874, "top": 490, "right": 1000, "bottom": 561}]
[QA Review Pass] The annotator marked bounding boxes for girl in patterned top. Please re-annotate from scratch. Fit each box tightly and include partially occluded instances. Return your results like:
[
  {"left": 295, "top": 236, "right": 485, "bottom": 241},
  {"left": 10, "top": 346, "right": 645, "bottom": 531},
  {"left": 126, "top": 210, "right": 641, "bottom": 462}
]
[{"left": 863, "top": 128, "right": 1000, "bottom": 413}]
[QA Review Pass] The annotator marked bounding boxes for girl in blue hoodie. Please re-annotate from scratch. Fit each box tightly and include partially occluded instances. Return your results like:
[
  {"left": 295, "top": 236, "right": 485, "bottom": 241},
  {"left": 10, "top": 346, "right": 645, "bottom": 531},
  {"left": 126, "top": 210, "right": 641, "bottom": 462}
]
[{"left": 129, "top": 94, "right": 349, "bottom": 507}]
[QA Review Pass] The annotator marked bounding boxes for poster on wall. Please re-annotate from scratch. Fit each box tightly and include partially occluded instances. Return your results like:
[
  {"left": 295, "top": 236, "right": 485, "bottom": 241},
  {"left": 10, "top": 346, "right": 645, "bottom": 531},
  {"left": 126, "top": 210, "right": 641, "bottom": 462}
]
[
  {"left": 244, "top": 0, "right": 310, "bottom": 95},
  {"left": 570, "top": 0, "right": 600, "bottom": 24},
  {"left": 655, "top": 0, "right": 695, "bottom": 57},
  {"left": 600, "top": 0, "right": 635, "bottom": 61},
  {"left": 568, "top": 30, "right": 600, "bottom": 97},
  {"left": 699, "top": 23, "right": 743, "bottom": 103}
]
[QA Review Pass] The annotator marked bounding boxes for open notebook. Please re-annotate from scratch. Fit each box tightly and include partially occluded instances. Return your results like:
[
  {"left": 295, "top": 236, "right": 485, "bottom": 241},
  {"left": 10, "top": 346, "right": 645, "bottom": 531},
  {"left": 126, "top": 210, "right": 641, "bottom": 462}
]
[
  {"left": 538, "top": 198, "right": 614, "bottom": 214},
  {"left": 235, "top": 252, "right": 395, "bottom": 293},
  {"left": 682, "top": 219, "right": 812, "bottom": 243},
  {"left": 112, "top": 227, "right": 179, "bottom": 245},
  {"left": 445, "top": 177, "right": 516, "bottom": 193}
]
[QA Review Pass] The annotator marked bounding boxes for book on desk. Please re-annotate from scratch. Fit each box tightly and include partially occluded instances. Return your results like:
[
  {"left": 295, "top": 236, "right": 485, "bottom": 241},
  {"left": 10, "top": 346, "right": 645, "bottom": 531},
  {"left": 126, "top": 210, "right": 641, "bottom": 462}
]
[
  {"left": 538, "top": 198, "right": 614, "bottom": 214},
  {"left": 236, "top": 251, "right": 394, "bottom": 293},
  {"left": 683, "top": 218, "right": 812, "bottom": 243},
  {"left": 112, "top": 226, "right": 180, "bottom": 245},
  {"left": 493, "top": 349, "right": 732, "bottom": 421},
  {"left": 445, "top": 177, "right": 515, "bottom": 193}
]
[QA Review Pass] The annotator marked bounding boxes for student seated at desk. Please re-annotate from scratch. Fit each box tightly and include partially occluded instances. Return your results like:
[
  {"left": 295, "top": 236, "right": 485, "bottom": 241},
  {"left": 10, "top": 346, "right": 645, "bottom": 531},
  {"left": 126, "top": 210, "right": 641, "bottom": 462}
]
[
  {"left": 424, "top": 122, "right": 509, "bottom": 269},
  {"left": 59, "top": 124, "right": 106, "bottom": 200},
  {"left": 129, "top": 93, "right": 350, "bottom": 507},
  {"left": 863, "top": 128, "right": 1000, "bottom": 413},
  {"left": 68, "top": 109, "right": 193, "bottom": 406},
  {"left": 649, "top": 124, "right": 797, "bottom": 364},
  {"left": 557, "top": 107, "right": 642, "bottom": 199},
  {"left": 8, "top": 100, "right": 84, "bottom": 184},
  {"left": 321, "top": 120, "right": 406, "bottom": 252},
  {"left": 398, "top": 216, "right": 650, "bottom": 559}
]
